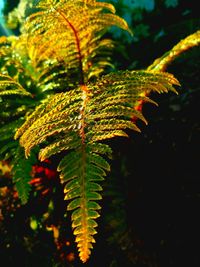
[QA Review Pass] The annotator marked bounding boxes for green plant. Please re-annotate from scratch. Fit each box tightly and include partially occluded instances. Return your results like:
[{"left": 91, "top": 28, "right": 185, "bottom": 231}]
[{"left": 0, "top": 0, "right": 199, "bottom": 264}]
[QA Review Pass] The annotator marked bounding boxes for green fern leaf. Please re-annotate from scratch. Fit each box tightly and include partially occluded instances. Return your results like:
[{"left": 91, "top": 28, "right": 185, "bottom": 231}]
[
  {"left": 12, "top": 147, "right": 38, "bottom": 204},
  {"left": 0, "top": 119, "right": 22, "bottom": 160},
  {"left": 58, "top": 144, "right": 109, "bottom": 262}
]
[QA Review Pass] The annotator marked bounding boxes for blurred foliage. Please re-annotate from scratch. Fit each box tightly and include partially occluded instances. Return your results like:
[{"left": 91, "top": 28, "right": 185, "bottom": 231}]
[{"left": 0, "top": 1, "right": 199, "bottom": 267}]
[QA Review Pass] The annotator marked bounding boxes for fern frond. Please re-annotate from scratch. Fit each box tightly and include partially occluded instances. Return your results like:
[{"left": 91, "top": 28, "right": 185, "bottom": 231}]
[
  {"left": 15, "top": 69, "right": 179, "bottom": 261},
  {"left": 1, "top": 0, "right": 199, "bottom": 262},
  {"left": 16, "top": 70, "right": 179, "bottom": 152},
  {"left": 0, "top": 36, "right": 39, "bottom": 164},
  {"left": 0, "top": 33, "right": 68, "bottom": 99},
  {"left": 39, "top": 132, "right": 81, "bottom": 161},
  {"left": 15, "top": 68, "right": 179, "bottom": 168},
  {"left": 0, "top": 74, "right": 32, "bottom": 96},
  {"left": 12, "top": 147, "right": 38, "bottom": 204},
  {"left": 14, "top": 90, "right": 84, "bottom": 157},
  {"left": 134, "top": 30, "right": 200, "bottom": 118},
  {"left": 23, "top": 0, "right": 131, "bottom": 82},
  {"left": 57, "top": 143, "right": 111, "bottom": 262},
  {"left": 0, "top": 119, "right": 22, "bottom": 160},
  {"left": 148, "top": 30, "right": 200, "bottom": 71}
]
